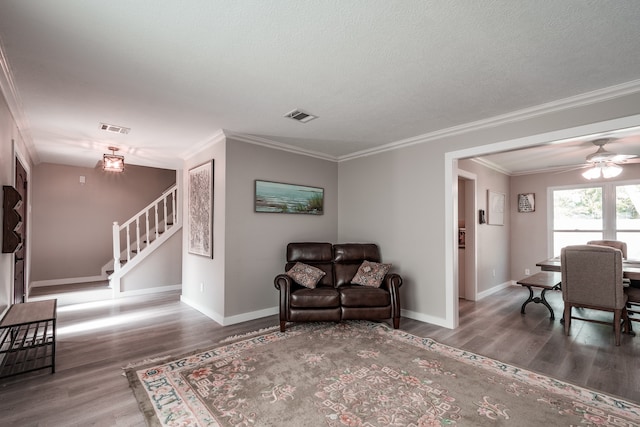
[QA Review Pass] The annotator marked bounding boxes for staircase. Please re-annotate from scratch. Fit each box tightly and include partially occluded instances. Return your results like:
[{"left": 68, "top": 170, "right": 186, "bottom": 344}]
[{"left": 107, "top": 184, "right": 181, "bottom": 294}]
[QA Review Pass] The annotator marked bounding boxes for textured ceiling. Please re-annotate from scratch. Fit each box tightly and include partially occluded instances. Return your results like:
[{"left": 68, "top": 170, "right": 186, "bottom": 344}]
[{"left": 1, "top": 1, "right": 640, "bottom": 170}]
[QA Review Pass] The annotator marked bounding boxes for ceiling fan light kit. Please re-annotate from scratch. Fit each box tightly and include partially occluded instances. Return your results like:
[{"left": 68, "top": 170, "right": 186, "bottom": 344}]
[
  {"left": 581, "top": 138, "right": 635, "bottom": 180},
  {"left": 582, "top": 162, "right": 622, "bottom": 180}
]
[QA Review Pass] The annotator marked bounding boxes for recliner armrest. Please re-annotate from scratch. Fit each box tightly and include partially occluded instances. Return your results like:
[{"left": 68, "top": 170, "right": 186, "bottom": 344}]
[{"left": 382, "top": 273, "right": 403, "bottom": 319}]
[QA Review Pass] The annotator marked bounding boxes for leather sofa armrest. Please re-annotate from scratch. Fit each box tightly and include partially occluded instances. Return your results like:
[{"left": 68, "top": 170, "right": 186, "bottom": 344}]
[
  {"left": 274, "top": 274, "right": 294, "bottom": 323},
  {"left": 382, "top": 273, "right": 403, "bottom": 318}
]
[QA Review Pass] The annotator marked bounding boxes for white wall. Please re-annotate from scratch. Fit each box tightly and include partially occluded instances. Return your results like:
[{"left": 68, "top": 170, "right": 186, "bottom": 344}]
[
  {"left": 181, "top": 134, "right": 227, "bottom": 323},
  {"left": 121, "top": 229, "right": 182, "bottom": 292},
  {"left": 0, "top": 92, "right": 30, "bottom": 314},
  {"left": 180, "top": 135, "right": 338, "bottom": 325}
]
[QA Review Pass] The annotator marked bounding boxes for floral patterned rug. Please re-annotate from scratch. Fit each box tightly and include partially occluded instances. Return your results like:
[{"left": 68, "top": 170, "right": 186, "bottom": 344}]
[{"left": 125, "top": 321, "right": 640, "bottom": 426}]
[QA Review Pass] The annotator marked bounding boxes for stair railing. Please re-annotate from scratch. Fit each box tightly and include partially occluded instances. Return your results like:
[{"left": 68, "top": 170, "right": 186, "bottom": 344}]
[{"left": 112, "top": 184, "right": 178, "bottom": 273}]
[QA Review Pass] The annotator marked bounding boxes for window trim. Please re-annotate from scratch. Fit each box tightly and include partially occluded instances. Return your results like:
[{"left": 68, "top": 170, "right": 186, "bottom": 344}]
[{"left": 547, "top": 178, "right": 640, "bottom": 257}]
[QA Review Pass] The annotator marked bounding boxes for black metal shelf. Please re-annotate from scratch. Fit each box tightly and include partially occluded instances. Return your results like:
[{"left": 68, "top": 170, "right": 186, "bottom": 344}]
[{"left": 0, "top": 300, "right": 56, "bottom": 379}]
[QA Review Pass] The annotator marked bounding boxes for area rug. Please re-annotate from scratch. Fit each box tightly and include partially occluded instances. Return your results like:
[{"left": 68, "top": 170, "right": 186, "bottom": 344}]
[{"left": 125, "top": 321, "right": 640, "bottom": 426}]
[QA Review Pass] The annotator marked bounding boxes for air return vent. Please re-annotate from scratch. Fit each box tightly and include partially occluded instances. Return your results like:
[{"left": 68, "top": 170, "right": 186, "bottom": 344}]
[
  {"left": 99, "top": 122, "right": 131, "bottom": 134},
  {"left": 284, "top": 109, "right": 317, "bottom": 123}
]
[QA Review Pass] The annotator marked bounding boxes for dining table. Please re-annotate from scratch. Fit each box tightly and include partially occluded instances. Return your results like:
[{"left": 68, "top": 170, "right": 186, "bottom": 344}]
[{"left": 536, "top": 257, "right": 640, "bottom": 280}]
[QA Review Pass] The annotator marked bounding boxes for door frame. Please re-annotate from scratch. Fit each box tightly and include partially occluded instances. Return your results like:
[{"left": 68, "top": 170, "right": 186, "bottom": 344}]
[{"left": 457, "top": 169, "right": 477, "bottom": 302}]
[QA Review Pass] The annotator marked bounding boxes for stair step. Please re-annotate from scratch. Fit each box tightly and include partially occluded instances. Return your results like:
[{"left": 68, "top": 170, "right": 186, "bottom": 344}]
[{"left": 29, "top": 281, "right": 112, "bottom": 306}]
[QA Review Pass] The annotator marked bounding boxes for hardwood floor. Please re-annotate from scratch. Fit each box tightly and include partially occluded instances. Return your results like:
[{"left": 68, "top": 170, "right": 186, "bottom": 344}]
[{"left": 0, "top": 285, "right": 638, "bottom": 426}]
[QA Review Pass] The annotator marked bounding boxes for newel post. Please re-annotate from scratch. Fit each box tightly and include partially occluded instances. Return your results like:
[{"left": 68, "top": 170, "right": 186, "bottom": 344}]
[{"left": 112, "top": 221, "right": 121, "bottom": 272}]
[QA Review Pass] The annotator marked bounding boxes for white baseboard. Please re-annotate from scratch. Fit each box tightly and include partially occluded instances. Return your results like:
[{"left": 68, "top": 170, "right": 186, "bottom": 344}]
[
  {"left": 31, "top": 275, "right": 106, "bottom": 288},
  {"left": 222, "top": 307, "right": 279, "bottom": 326},
  {"left": 401, "top": 309, "right": 450, "bottom": 328},
  {"left": 476, "top": 280, "right": 514, "bottom": 300},
  {"left": 179, "top": 296, "right": 278, "bottom": 327},
  {"left": 180, "top": 295, "right": 225, "bottom": 325},
  {"left": 119, "top": 284, "right": 182, "bottom": 298}
]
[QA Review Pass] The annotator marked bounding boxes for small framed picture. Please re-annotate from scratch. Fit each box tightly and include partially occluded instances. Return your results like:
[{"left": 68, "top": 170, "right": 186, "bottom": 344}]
[
  {"left": 518, "top": 193, "right": 535, "bottom": 213},
  {"left": 458, "top": 228, "right": 466, "bottom": 248}
]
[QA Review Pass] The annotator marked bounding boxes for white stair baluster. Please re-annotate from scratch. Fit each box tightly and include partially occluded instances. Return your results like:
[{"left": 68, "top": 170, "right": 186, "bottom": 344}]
[
  {"left": 112, "top": 222, "right": 120, "bottom": 272},
  {"left": 154, "top": 204, "right": 159, "bottom": 240},
  {"left": 172, "top": 189, "right": 177, "bottom": 225},
  {"left": 135, "top": 216, "right": 141, "bottom": 255},
  {"left": 126, "top": 224, "right": 131, "bottom": 262},
  {"left": 145, "top": 210, "right": 150, "bottom": 248},
  {"left": 163, "top": 195, "right": 168, "bottom": 231}
]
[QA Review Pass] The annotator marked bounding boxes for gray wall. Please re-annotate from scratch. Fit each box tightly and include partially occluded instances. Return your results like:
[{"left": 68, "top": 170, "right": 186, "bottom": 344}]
[
  {"left": 338, "top": 91, "right": 640, "bottom": 327},
  {"left": 181, "top": 136, "right": 338, "bottom": 324},
  {"left": 510, "top": 162, "right": 640, "bottom": 280},
  {"left": 31, "top": 162, "right": 176, "bottom": 282},
  {"left": 458, "top": 159, "right": 511, "bottom": 294}
]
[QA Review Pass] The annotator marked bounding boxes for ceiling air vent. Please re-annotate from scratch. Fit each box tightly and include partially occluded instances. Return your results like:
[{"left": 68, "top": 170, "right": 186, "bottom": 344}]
[
  {"left": 284, "top": 109, "right": 317, "bottom": 123},
  {"left": 99, "top": 122, "right": 131, "bottom": 134}
]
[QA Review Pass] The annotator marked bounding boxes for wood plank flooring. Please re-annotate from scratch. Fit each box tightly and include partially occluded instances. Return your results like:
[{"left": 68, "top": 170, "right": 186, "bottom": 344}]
[{"left": 0, "top": 285, "right": 638, "bottom": 426}]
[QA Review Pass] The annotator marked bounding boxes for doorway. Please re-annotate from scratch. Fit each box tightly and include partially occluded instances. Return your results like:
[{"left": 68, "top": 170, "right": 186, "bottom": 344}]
[{"left": 457, "top": 170, "right": 477, "bottom": 302}]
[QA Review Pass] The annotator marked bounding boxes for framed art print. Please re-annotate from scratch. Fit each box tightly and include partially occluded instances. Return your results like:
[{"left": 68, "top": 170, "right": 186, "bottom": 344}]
[
  {"left": 254, "top": 180, "right": 324, "bottom": 215},
  {"left": 188, "top": 160, "right": 214, "bottom": 257},
  {"left": 518, "top": 193, "right": 535, "bottom": 213}
]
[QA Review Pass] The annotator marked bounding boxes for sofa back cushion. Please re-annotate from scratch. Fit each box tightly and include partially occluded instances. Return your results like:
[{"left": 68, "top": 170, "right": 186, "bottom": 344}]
[
  {"left": 333, "top": 244, "right": 381, "bottom": 287},
  {"left": 286, "top": 242, "right": 334, "bottom": 287}
]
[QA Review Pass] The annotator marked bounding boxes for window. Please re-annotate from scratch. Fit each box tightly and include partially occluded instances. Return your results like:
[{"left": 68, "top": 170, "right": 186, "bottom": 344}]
[{"left": 550, "top": 182, "right": 640, "bottom": 259}]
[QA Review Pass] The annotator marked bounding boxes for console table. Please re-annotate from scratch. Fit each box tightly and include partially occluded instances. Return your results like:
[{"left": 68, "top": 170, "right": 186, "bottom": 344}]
[{"left": 0, "top": 299, "right": 57, "bottom": 379}]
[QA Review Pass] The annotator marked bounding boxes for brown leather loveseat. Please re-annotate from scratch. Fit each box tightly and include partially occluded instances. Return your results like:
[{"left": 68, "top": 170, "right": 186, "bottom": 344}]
[{"left": 274, "top": 242, "right": 403, "bottom": 332}]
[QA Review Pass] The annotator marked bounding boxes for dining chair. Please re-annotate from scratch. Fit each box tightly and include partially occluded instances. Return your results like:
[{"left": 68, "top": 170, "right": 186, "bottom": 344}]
[
  {"left": 587, "top": 240, "right": 628, "bottom": 259},
  {"left": 561, "top": 245, "right": 629, "bottom": 346}
]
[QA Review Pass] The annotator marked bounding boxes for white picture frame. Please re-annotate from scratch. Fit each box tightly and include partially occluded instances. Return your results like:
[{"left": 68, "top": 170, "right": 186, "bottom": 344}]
[{"left": 488, "top": 190, "right": 505, "bottom": 226}]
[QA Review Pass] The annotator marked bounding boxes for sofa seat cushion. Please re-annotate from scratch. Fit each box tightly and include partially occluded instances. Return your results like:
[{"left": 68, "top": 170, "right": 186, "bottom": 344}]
[
  {"left": 290, "top": 287, "right": 340, "bottom": 308},
  {"left": 339, "top": 285, "right": 390, "bottom": 307}
]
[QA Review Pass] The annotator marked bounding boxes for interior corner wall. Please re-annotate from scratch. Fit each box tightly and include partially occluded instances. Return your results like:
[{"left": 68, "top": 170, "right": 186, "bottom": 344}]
[
  {"left": 224, "top": 139, "right": 338, "bottom": 321},
  {"left": 457, "top": 159, "right": 510, "bottom": 294},
  {"left": 509, "top": 162, "right": 640, "bottom": 280},
  {"left": 30, "top": 163, "right": 176, "bottom": 282},
  {"left": 120, "top": 228, "right": 182, "bottom": 292},
  {"left": 181, "top": 137, "right": 226, "bottom": 323},
  {"left": 338, "top": 91, "right": 640, "bottom": 327},
  {"left": 0, "top": 93, "right": 22, "bottom": 312}
]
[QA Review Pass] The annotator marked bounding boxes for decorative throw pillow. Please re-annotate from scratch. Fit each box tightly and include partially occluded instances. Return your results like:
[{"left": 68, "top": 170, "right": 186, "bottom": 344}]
[
  {"left": 351, "top": 260, "right": 391, "bottom": 288},
  {"left": 286, "top": 262, "right": 326, "bottom": 289}
]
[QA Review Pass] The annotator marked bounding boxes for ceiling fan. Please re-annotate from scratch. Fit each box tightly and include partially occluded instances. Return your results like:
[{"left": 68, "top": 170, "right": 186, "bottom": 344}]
[{"left": 581, "top": 138, "right": 638, "bottom": 179}]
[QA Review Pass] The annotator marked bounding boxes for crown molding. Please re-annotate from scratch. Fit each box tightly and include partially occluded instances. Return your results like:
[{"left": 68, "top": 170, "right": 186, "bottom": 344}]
[
  {"left": 339, "top": 79, "right": 640, "bottom": 162},
  {"left": 225, "top": 131, "right": 338, "bottom": 162},
  {"left": 0, "top": 36, "right": 39, "bottom": 165},
  {"left": 180, "top": 129, "right": 227, "bottom": 162}
]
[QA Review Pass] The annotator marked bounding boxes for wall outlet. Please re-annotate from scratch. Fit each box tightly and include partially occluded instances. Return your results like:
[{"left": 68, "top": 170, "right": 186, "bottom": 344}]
[
  {"left": 492, "top": 269, "right": 496, "bottom": 277},
  {"left": 525, "top": 268, "right": 531, "bottom": 275},
  {"left": 199, "top": 282, "right": 204, "bottom": 292}
]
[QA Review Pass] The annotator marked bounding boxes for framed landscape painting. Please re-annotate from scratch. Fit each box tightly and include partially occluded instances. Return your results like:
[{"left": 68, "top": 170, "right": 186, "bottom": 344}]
[
  {"left": 255, "top": 180, "right": 324, "bottom": 215},
  {"left": 188, "top": 160, "right": 214, "bottom": 257}
]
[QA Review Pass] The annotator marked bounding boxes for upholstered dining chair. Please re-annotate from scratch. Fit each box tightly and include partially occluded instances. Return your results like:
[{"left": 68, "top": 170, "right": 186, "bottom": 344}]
[
  {"left": 561, "top": 245, "right": 629, "bottom": 346},
  {"left": 587, "top": 240, "right": 628, "bottom": 259}
]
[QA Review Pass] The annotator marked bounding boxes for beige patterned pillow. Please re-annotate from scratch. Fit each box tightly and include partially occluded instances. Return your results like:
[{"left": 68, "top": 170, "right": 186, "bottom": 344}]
[
  {"left": 351, "top": 260, "right": 391, "bottom": 288},
  {"left": 286, "top": 262, "right": 326, "bottom": 289}
]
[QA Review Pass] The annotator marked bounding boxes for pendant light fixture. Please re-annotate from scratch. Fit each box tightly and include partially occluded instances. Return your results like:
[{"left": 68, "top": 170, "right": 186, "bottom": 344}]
[{"left": 103, "top": 146, "right": 125, "bottom": 172}]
